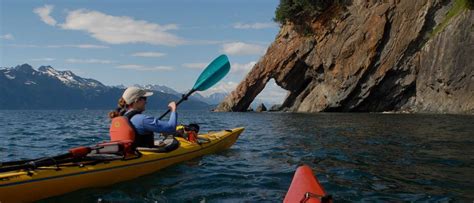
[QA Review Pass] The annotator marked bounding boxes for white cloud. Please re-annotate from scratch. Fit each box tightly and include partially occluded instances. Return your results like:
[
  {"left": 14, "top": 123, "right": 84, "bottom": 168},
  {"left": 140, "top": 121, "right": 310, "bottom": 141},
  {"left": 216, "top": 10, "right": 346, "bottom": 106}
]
[
  {"left": 6, "top": 44, "right": 108, "bottom": 49},
  {"left": 231, "top": 61, "right": 256, "bottom": 73},
  {"left": 182, "top": 63, "right": 208, "bottom": 69},
  {"left": 131, "top": 52, "right": 166, "bottom": 57},
  {"left": 199, "top": 81, "right": 238, "bottom": 97},
  {"left": 186, "top": 40, "right": 228, "bottom": 45},
  {"left": 116, "top": 64, "right": 174, "bottom": 71},
  {"left": 66, "top": 58, "right": 115, "bottom": 64},
  {"left": 74, "top": 44, "right": 108, "bottom": 49},
  {"left": 33, "top": 5, "right": 57, "bottom": 26},
  {"left": 0, "top": 34, "right": 14, "bottom": 40},
  {"left": 233, "top": 22, "right": 276, "bottom": 29},
  {"left": 60, "top": 9, "right": 184, "bottom": 46},
  {"left": 221, "top": 42, "right": 266, "bottom": 56},
  {"left": 32, "top": 58, "right": 56, "bottom": 61},
  {"left": 8, "top": 44, "right": 40, "bottom": 48},
  {"left": 116, "top": 64, "right": 142, "bottom": 69},
  {"left": 46, "top": 44, "right": 109, "bottom": 49},
  {"left": 45, "top": 45, "right": 62, "bottom": 48}
]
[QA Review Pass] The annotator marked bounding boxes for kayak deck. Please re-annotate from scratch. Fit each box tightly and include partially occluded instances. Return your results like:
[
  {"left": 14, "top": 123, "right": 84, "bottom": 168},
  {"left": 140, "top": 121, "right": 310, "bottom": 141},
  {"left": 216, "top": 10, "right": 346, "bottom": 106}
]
[{"left": 0, "top": 127, "right": 244, "bottom": 202}]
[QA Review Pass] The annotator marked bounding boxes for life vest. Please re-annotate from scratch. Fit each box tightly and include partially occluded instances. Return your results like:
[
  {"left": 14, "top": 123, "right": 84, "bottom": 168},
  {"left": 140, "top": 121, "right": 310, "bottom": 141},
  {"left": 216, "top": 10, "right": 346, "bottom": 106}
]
[
  {"left": 109, "top": 110, "right": 155, "bottom": 150},
  {"left": 109, "top": 116, "right": 135, "bottom": 143}
]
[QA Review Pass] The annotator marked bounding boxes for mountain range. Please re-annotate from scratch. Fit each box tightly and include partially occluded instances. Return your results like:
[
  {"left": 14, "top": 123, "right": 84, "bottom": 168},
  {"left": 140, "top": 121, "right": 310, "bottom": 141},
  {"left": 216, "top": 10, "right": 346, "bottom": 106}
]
[
  {"left": 130, "top": 84, "right": 228, "bottom": 105},
  {"left": 0, "top": 64, "right": 224, "bottom": 109}
]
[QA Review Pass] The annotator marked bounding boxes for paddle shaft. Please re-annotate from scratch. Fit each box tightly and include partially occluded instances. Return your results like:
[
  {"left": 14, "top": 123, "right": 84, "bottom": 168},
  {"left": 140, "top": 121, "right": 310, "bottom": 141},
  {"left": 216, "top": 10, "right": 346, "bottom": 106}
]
[
  {"left": 0, "top": 145, "right": 95, "bottom": 173},
  {"left": 0, "top": 153, "right": 73, "bottom": 173},
  {"left": 158, "top": 90, "right": 195, "bottom": 120}
]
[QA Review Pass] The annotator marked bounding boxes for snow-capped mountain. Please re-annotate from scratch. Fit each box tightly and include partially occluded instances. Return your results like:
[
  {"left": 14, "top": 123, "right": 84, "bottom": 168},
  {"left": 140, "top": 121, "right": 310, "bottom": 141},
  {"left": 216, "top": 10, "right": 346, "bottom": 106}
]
[
  {"left": 0, "top": 64, "right": 209, "bottom": 109},
  {"left": 0, "top": 64, "right": 269, "bottom": 108},
  {"left": 111, "top": 84, "right": 127, "bottom": 89},
  {"left": 1, "top": 64, "right": 106, "bottom": 89},
  {"left": 112, "top": 84, "right": 180, "bottom": 96},
  {"left": 136, "top": 84, "right": 180, "bottom": 95},
  {"left": 0, "top": 64, "right": 272, "bottom": 109},
  {"left": 38, "top": 65, "right": 105, "bottom": 89}
]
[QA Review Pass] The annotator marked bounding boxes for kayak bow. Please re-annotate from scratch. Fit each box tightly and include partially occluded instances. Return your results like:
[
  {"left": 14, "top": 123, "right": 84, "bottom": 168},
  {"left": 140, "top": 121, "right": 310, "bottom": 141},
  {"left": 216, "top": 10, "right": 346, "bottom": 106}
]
[{"left": 284, "top": 165, "right": 332, "bottom": 203}]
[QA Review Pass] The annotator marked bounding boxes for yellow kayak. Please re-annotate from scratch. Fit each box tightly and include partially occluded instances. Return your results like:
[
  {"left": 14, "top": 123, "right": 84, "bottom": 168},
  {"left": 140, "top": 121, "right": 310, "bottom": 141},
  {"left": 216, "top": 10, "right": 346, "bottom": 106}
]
[{"left": 0, "top": 127, "right": 244, "bottom": 202}]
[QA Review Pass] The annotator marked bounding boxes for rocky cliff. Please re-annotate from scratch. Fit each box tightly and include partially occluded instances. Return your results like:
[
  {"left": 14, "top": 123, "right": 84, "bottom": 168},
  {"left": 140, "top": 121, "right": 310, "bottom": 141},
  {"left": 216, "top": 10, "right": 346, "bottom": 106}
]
[{"left": 215, "top": 0, "right": 473, "bottom": 114}]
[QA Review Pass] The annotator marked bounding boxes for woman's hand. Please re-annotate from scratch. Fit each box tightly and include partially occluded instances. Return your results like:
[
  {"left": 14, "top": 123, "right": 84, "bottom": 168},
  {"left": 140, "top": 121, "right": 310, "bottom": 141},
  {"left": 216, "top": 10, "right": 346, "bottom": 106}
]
[{"left": 168, "top": 102, "right": 177, "bottom": 112}]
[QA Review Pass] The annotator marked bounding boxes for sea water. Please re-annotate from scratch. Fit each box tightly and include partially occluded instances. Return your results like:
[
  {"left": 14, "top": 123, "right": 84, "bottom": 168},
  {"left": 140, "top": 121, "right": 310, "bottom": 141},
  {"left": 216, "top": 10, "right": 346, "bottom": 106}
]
[{"left": 0, "top": 110, "right": 472, "bottom": 202}]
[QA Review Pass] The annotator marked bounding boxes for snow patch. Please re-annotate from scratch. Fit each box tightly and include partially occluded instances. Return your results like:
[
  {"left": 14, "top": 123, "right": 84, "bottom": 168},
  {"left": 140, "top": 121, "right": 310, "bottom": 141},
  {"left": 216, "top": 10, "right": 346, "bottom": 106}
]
[
  {"left": 5, "top": 74, "right": 15, "bottom": 80},
  {"left": 87, "top": 82, "right": 99, "bottom": 87},
  {"left": 25, "top": 81, "right": 37, "bottom": 85},
  {"left": 40, "top": 67, "right": 84, "bottom": 86}
]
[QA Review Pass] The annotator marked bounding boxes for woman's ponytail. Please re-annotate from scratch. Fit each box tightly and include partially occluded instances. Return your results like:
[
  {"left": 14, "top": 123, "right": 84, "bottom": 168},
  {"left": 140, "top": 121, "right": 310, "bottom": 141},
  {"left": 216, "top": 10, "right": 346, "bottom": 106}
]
[{"left": 108, "top": 98, "right": 128, "bottom": 119}]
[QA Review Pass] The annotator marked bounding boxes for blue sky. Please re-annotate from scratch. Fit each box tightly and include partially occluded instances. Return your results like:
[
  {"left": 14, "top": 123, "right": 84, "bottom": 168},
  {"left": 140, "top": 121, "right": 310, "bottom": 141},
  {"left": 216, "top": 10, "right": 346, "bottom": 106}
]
[{"left": 1, "top": 0, "right": 288, "bottom": 104}]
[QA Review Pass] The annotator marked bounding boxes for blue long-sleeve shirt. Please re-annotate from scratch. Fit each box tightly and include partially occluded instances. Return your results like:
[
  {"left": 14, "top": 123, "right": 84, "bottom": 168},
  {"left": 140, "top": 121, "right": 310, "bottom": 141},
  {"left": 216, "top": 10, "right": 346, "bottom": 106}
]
[{"left": 130, "top": 112, "right": 177, "bottom": 135}]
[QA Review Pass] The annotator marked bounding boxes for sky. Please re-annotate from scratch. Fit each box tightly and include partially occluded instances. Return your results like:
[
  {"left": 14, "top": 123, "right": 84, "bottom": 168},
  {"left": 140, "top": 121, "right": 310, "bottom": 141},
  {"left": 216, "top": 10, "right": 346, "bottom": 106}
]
[{"left": 0, "top": 0, "right": 288, "bottom": 104}]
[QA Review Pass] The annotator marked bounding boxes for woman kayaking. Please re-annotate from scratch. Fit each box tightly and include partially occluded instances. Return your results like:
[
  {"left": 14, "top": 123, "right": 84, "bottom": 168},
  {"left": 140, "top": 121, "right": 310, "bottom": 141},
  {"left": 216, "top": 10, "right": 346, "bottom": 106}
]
[{"left": 108, "top": 86, "right": 177, "bottom": 148}]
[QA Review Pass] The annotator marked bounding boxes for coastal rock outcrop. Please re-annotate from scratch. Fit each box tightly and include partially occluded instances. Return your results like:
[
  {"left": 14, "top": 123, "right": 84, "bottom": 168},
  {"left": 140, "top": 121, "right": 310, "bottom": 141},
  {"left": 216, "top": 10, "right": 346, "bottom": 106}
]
[
  {"left": 256, "top": 103, "right": 267, "bottom": 112},
  {"left": 215, "top": 0, "right": 473, "bottom": 114}
]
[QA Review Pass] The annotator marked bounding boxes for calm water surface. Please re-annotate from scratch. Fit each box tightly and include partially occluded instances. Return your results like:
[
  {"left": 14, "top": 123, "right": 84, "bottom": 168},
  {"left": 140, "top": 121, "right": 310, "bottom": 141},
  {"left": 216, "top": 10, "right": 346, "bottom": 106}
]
[{"left": 0, "top": 110, "right": 473, "bottom": 202}]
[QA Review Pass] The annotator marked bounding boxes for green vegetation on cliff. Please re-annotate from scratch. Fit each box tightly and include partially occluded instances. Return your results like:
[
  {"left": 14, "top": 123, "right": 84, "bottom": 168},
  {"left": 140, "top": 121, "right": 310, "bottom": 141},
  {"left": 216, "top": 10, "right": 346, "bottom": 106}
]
[
  {"left": 274, "top": 0, "right": 349, "bottom": 34},
  {"left": 431, "top": 0, "right": 472, "bottom": 36},
  {"left": 274, "top": 0, "right": 334, "bottom": 24}
]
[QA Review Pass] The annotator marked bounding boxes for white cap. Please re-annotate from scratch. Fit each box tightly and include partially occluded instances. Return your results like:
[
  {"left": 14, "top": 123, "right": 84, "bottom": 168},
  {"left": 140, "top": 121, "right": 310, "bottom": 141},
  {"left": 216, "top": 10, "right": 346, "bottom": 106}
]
[{"left": 122, "top": 86, "right": 153, "bottom": 105}]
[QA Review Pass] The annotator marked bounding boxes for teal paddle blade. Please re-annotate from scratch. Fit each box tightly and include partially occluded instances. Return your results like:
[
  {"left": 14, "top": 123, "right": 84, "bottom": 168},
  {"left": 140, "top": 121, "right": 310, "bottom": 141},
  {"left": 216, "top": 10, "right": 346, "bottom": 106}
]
[
  {"left": 158, "top": 55, "right": 230, "bottom": 120},
  {"left": 192, "top": 54, "right": 230, "bottom": 91}
]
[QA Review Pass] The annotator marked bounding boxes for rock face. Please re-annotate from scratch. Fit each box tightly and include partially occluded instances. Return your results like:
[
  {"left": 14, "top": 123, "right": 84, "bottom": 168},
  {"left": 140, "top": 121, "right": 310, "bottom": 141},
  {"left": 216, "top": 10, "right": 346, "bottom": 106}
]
[
  {"left": 256, "top": 103, "right": 267, "bottom": 112},
  {"left": 414, "top": 10, "right": 473, "bottom": 113},
  {"left": 269, "top": 104, "right": 281, "bottom": 112},
  {"left": 215, "top": 0, "right": 473, "bottom": 114}
]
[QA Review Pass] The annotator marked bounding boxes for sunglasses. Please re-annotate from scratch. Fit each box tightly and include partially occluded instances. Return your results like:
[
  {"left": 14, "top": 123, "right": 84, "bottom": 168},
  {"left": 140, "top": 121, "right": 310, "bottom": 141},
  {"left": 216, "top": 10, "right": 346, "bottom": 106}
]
[{"left": 139, "top": 97, "right": 147, "bottom": 101}]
